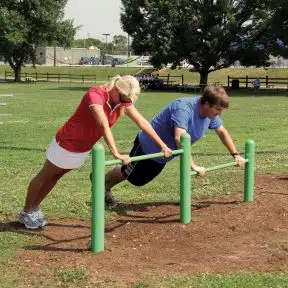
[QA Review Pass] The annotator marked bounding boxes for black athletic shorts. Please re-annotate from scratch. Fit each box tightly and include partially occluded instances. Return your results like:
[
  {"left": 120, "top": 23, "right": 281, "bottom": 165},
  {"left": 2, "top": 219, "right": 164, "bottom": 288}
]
[{"left": 121, "top": 136, "right": 166, "bottom": 186}]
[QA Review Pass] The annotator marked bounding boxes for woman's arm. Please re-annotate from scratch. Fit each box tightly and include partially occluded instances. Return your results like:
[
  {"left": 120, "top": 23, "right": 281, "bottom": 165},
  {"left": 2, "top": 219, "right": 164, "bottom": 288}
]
[
  {"left": 90, "top": 105, "right": 131, "bottom": 164},
  {"left": 125, "top": 106, "right": 171, "bottom": 157}
]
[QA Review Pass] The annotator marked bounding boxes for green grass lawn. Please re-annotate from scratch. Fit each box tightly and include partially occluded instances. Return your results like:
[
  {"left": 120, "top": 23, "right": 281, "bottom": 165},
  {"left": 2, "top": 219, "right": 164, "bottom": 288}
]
[{"left": 0, "top": 82, "right": 287, "bottom": 287}]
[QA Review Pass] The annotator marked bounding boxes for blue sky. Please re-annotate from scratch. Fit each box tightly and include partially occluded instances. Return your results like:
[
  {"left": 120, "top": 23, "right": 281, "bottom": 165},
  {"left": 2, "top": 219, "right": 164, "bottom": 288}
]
[{"left": 64, "top": 0, "right": 125, "bottom": 41}]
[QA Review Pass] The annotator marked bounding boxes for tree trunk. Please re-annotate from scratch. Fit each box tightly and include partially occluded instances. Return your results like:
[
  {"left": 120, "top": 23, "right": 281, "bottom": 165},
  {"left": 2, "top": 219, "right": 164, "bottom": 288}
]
[
  {"left": 199, "top": 71, "right": 209, "bottom": 90},
  {"left": 14, "top": 66, "right": 22, "bottom": 82}
]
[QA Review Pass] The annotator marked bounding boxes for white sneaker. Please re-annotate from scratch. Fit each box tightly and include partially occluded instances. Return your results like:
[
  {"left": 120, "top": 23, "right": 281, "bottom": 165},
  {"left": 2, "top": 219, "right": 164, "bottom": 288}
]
[
  {"left": 32, "top": 207, "right": 47, "bottom": 227},
  {"left": 18, "top": 208, "right": 47, "bottom": 229}
]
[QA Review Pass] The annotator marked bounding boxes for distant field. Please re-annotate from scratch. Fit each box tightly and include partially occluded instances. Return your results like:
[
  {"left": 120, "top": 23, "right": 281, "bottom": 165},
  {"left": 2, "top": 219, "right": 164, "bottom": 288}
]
[
  {"left": 0, "top": 65, "right": 141, "bottom": 83},
  {"left": 162, "top": 67, "right": 288, "bottom": 85},
  {"left": 0, "top": 65, "right": 287, "bottom": 85}
]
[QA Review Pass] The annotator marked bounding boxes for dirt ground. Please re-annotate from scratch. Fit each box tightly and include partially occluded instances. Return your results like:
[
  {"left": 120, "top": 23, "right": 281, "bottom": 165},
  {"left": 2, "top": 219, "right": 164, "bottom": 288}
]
[{"left": 11, "top": 174, "right": 288, "bottom": 286}]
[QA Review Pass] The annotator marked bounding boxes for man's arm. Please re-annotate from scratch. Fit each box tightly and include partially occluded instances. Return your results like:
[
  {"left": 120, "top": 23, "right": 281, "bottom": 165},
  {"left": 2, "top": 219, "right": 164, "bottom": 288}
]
[
  {"left": 174, "top": 127, "right": 206, "bottom": 176},
  {"left": 215, "top": 125, "right": 246, "bottom": 167}
]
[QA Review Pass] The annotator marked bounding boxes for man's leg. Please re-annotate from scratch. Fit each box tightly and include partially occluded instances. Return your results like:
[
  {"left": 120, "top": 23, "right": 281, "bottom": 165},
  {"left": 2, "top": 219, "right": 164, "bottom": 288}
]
[
  {"left": 89, "top": 167, "right": 125, "bottom": 206},
  {"left": 105, "top": 167, "right": 125, "bottom": 191},
  {"left": 104, "top": 167, "right": 126, "bottom": 206}
]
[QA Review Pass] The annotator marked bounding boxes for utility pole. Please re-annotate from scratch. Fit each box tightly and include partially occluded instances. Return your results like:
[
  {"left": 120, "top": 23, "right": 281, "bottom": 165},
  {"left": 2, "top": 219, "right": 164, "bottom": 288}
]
[
  {"left": 102, "top": 33, "right": 110, "bottom": 65},
  {"left": 102, "top": 33, "right": 110, "bottom": 51},
  {"left": 127, "top": 34, "right": 130, "bottom": 58}
]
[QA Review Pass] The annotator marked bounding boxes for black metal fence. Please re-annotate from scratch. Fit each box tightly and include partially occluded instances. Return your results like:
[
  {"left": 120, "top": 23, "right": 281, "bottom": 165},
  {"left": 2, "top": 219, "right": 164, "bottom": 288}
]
[
  {"left": 5, "top": 71, "right": 97, "bottom": 83},
  {"left": 228, "top": 75, "right": 288, "bottom": 89}
]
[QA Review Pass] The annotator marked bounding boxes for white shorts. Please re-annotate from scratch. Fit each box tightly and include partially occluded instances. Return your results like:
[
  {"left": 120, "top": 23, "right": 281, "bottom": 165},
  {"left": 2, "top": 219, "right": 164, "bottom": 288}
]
[{"left": 46, "top": 138, "right": 91, "bottom": 169}]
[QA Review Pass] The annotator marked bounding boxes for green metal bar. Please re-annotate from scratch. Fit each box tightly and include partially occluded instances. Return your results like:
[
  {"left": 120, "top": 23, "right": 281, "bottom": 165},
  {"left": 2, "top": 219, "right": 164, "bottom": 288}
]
[
  {"left": 105, "top": 149, "right": 183, "bottom": 166},
  {"left": 91, "top": 144, "right": 105, "bottom": 253},
  {"left": 244, "top": 140, "right": 255, "bottom": 202},
  {"left": 180, "top": 133, "right": 191, "bottom": 224},
  {"left": 190, "top": 160, "right": 248, "bottom": 176}
]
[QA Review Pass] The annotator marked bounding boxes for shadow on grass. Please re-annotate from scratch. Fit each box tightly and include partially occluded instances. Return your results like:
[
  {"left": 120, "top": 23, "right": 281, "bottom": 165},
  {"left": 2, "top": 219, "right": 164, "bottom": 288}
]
[
  {"left": 46, "top": 86, "right": 90, "bottom": 91},
  {"left": 88, "top": 200, "right": 241, "bottom": 224},
  {"left": 25, "top": 245, "right": 89, "bottom": 252},
  {"left": 0, "top": 221, "right": 45, "bottom": 234},
  {"left": 227, "top": 88, "right": 288, "bottom": 97},
  {"left": 0, "top": 221, "right": 91, "bottom": 252},
  {"left": 0, "top": 145, "right": 45, "bottom": 152},
  {"left": 0, "top": 221, "right": 89, "bottom": 235},
  {"left": 25, "top": 231, "right": 91, "bottom": 253}
]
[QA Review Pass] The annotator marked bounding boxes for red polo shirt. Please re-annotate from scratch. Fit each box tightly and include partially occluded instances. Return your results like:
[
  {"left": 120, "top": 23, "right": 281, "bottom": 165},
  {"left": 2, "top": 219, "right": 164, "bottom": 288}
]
[{"left": 55, "top": 87, "right": 132, "bottom": 152}]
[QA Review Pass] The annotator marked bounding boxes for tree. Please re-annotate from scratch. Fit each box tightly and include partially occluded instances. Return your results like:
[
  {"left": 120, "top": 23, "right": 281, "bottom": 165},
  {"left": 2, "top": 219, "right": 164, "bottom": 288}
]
[
  {"left": 73, "top": 38, "right": 102, "bottom": 49},
  {"left": 0, "top": 0, "right": 76, "bottom": 82},
  {"left": 120, "top": 0, "right": 277, "bottom": 85},
  {"left": 72, "top": 38, "right": 102, "bottom": 49},
  {"left": 112, "top": 35, "right": 127, "bottom": 47},
  {"left": 72, "top": 35, "right": 128, "bottom": 55},
  {"left": 262, "top": 0, "right": 288, "bottom": 58}
]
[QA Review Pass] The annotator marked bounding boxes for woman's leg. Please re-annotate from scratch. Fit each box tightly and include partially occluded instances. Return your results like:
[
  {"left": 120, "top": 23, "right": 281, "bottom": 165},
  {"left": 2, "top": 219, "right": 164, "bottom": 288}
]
[{"left": 23, "top": 159, "right": 71, "bottom": 211}]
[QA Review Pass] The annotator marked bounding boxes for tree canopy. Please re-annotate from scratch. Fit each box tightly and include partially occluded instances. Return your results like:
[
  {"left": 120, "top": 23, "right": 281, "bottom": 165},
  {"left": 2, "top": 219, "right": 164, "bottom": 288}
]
[
  {"left": 112, "top": 35, "right": 128, "bottom": 47},
  {"left": 263, "top": 0, "right": 288, "bottom": 58},
  {"left": 0, "top": 0, "right": 76, "bottom": 81},
  {"left": 72, "top": 35, "right": 128, "bottom": 54},
  {"left": 120, "top": 0, "right": 286, "bottom": 85}
]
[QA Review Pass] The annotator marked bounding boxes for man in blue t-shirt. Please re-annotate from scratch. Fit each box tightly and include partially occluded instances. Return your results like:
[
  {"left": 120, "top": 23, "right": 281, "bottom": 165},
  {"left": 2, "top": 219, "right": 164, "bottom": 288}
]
[{"left": 104, "top": 86, "right": 246, "bottom": 206}]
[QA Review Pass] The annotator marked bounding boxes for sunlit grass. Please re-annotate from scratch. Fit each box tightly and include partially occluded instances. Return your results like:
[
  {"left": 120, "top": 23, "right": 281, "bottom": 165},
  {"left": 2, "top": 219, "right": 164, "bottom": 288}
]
[{"left": 135, "top": 272, "right": 288, "bottom": 288}]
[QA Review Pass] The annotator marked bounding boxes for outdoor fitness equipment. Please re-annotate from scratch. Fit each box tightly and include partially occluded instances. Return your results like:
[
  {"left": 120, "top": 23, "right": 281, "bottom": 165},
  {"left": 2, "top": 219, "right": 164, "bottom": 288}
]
[{"left": 90, "top": 134, "right": 255, "bottom": 253}]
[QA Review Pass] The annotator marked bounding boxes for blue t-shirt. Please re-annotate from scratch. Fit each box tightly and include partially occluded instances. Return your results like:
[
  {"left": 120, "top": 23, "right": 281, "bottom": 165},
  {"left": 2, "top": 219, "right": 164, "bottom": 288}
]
[{"left": 138, "top": 97, "right": 222, "bottom": 163}]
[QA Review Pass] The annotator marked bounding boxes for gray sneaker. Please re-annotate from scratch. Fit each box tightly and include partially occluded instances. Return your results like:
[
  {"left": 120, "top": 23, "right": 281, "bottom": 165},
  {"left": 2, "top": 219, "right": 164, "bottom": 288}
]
[
  {"left": 19, "top": 208, "right": 47, "bottom": 229},
  {"left": 32, "top": 207, "right": 47, "bottom": 227},
  {"left": 105, "top": 190, "right": 118, "bottom": 208}
]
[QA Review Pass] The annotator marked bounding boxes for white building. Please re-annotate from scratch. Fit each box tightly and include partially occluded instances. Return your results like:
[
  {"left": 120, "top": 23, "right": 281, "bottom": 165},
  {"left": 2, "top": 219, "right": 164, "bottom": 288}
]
[{"left": 36, "top": 46, "right": 101, "bottom": 65}]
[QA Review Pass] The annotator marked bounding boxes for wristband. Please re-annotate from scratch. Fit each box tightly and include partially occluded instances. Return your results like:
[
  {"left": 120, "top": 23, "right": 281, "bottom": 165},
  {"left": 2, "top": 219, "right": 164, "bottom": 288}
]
[{"left": 231, "top": 152, "right": 240, "bottom": 157}]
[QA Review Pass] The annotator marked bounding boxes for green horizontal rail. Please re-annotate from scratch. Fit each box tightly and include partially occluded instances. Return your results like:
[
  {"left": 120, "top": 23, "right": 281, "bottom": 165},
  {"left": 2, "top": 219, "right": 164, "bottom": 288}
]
[
  {"left": 105, "top": 149, "right": 183, "bottom": 166},
  {"left": 190, "top": 159, "right": 248, "bottom": 176}
]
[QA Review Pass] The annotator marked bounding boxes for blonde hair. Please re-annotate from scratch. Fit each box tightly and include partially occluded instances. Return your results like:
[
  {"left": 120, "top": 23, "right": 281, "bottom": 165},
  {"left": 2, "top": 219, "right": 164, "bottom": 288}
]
[
  {"left": 200, "top": 86, "right": 229, "bottom": 108},
  {"left": 109, "top": 75, "right": 141, "bottom": 103}
]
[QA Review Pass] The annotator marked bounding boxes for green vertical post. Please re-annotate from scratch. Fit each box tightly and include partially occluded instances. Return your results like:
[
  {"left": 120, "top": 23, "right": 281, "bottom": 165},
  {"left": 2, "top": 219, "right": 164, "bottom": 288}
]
[
  {"left": 180, "top": 133, "right": 191, "bottom": 224},
  {"left": 244, "top": 139, "right": 255, "bottom": 202},
  {"left": 91, "top": 144, "right": 105, "bottom": 253}
]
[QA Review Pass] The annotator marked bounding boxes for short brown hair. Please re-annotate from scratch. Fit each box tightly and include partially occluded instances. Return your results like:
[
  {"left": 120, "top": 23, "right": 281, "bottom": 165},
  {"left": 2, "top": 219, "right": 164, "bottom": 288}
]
[{"left": 200, "top": 87, "right": 229, "bottom": 108}]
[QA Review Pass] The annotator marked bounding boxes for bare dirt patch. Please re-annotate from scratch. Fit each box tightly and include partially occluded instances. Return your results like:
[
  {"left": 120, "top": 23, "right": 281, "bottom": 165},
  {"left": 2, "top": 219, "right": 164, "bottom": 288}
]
[{"left": 11, "top": 174, "right": 288, "bottom": 285}]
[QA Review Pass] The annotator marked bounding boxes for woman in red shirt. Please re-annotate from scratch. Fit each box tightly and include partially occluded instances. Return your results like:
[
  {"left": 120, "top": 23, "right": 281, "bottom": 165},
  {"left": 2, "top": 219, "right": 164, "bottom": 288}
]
[{"left": 19, "top": 75, "right": 171, "bottom": 229}]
